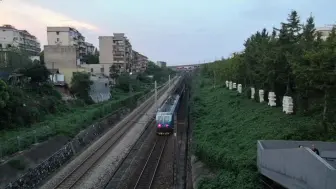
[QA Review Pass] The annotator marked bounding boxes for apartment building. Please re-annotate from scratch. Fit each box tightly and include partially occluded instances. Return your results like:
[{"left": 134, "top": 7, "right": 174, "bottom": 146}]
[
  {"left": 316, "top": 25, "right": 335, "bottom": 40},
  {"left": 85, "top": 42, "right": 95, "bottom": 55},
  {"left": 99, "top": 33, "right": 132, "bottom": 73},
  {"left": 0, "top": 25, "right": 41, "bottom": 56},
  {"left": 138, "top": 53, "right": 148, "bottom": 72},
  {"left": 156, "top": 61, "right": 167, "bottom": 68},
  {"left": 47, "top": 26, "right": 89, "bottom": 63},
  {"left": 131, "top": 50, "right": 141, "bottom": 72}
]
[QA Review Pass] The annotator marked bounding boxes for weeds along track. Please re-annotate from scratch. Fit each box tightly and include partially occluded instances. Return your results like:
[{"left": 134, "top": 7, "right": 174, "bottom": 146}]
[
  {"left": 129, "top": 136, "right": 168, "bottom": 189},
  {"left": 51, "top": 83, "right": 172, "bottom": 189}
]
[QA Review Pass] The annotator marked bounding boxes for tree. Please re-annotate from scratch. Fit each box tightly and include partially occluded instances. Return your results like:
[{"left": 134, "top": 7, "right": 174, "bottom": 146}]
[
  {"left": 83, "top": 54, "right": 99, "bottom": 64},
  {"left": 40, "top": 50, "right": 45, "bottom": 65},
  {"left": 109, "top": 64, "right": 120, "bottom": 84},
  {"left": 21, "top": 63, "right": 50, "bottom": 83},
  {"left": 70, "top": 72, "right": 93, "bottom": 103},
  {"left": 201, "top": 10, "right": 336, "bottom": 132},
  {"left": 0, "top": 79, "right": 9, "bottom": 108}
]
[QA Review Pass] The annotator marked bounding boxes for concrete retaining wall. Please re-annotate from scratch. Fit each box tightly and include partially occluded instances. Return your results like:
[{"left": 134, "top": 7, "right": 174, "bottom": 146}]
[
  {"left": 258, "top": 141, "right": 336, "bottom": 189},
  {"left": 190, "top": 155, "right": 215, "bottom": 189},
  {"left": 4, "top": 108, "right": 129, "bottom": 189}
]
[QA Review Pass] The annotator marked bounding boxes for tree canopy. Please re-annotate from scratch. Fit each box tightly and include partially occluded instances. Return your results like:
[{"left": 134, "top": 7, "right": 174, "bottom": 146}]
[{"left": 202, "top": 10, "right": 336, "bottom": 131}]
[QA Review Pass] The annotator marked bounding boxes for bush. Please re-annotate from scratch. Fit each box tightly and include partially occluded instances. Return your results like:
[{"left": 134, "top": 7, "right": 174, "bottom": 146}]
[{"left": 0, "top": 91, "right": 147, "bottom": 157}]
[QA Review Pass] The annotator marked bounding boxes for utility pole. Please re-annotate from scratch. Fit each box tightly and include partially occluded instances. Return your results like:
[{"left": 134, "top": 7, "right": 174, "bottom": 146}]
[
  {"left": 129, "top": 72, "right": 133, "bottom": 97},
  {"left": 155, "top": 80, "right": 157, "bottom": 111},
  {"left": 169, "top": 74, "right": 171, "bottom": 89},
  {"left": 52, "top": 62, "right": 55, "bottom": 83},
  {"left": 213, "top": 70, "right": 216, "bottom": 88}
]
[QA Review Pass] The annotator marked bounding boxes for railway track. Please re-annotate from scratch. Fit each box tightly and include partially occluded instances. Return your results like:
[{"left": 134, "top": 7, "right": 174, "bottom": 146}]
[
  {"left": 51, "top": 81, "right": 174, "bottom": 189},
  {"left": 103, "top": 119, "right": 156, "bottom": 189},
  {"left": 175, "top": 83, "right": 189, "bottom": 189},
  {"left": 131, "top": 136, "right": 168, "bottom": 189}
]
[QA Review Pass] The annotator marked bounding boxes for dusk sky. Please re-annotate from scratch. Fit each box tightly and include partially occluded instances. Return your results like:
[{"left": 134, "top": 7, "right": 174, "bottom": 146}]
[{"left": 0, "top": 0, "right": 335, "bottom": 65}]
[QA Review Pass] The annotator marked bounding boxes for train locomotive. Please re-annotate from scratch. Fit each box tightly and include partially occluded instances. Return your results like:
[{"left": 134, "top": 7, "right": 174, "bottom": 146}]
[{"left": 155, "top": 94, "right": 180, "bottom": 135}]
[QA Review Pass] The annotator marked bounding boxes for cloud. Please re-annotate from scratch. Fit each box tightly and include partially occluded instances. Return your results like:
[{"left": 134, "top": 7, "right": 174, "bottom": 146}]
[{"left": 0, "top": 0, "right": 100, "bottom": 45}]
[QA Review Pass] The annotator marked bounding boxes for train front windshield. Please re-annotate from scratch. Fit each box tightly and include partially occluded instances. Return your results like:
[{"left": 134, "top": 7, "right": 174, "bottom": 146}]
[{"left": 156, "top": 115, "right": 172, "bottom": 127}]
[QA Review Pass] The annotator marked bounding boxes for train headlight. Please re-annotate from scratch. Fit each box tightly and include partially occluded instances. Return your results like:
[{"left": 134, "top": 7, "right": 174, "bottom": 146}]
[{"left": 158, "top": 124, "right": 162, "bottom": 128}]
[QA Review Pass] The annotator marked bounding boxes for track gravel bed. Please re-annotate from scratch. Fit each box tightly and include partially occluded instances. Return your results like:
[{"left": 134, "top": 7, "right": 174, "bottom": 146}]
[
  {"left": 104, "top": 120, "right": 157, "bottom": 189},
  {"left": 150, "top": 135, "right": 175, "bottom": 189}
]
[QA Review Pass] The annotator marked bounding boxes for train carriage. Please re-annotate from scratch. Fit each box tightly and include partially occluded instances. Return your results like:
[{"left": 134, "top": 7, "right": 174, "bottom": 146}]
[{"left": 156, "top": 94, "right": 180, "bottom": 135}]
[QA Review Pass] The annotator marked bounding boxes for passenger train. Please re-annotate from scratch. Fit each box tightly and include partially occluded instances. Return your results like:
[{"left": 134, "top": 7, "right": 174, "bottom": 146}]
[{"left": 155, "top": 94, "right": 180, "bottom": 135}]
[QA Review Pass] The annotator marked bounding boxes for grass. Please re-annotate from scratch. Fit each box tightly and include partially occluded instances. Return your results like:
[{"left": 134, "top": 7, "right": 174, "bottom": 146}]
[{"left": 191, "top": 75, "right": 335, "bottom": 189}]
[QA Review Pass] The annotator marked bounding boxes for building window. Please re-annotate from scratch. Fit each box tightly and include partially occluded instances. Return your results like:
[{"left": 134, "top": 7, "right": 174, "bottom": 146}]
[
  {"left": 100, "top": 67, "right": 104, "bottom": 73},
  {"left": 56, "top": 38, "right": 59, "bottom": 42},
  {"left": 91, "top": 68, "right": 93, "bottom": 72},
  {"left": 56, "top": 31, "right": 59, "bottom": 35}
]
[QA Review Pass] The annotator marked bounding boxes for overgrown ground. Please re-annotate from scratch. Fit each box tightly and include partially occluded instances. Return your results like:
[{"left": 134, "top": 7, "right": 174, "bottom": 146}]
[
  {"left": 190, "top": 74, "right": 335, "bottom": 189},
  {"left": 0, "top": 91, "right": 145, "bottom": 157}
]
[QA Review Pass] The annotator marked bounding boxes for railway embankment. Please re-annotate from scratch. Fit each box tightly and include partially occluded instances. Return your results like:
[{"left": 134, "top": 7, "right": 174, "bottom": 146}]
[
  {"left": 189, "top": 74, "right": 332, "bottom": 189},
  {"left": 2, "top": 79, "right": 176, "bottom": 189}
]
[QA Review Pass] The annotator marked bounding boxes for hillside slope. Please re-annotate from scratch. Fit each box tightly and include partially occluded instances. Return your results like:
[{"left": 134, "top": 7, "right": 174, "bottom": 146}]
[{"left": 190, "top": 75, "right": 334, "bottom": 189}]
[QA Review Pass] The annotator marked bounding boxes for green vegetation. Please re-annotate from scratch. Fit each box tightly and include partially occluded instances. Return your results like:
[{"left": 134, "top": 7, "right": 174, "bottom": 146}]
[
  {"left": 70, "top": 72, "right": 94, "bottom": 104},
  {"left": 0, "top": 47, "right": 174, "bottom": 157},
  {"left": 191, "top": 10, "right": 336, "bottom": 189},
  {"left": 191, "top": 76, "right": 334, "bottom": 189}
]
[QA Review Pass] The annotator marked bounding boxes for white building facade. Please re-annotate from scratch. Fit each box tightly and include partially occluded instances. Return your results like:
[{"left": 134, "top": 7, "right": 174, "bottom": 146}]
[{"left": 0, "top": 24, "right": 41, "bottom": 56}]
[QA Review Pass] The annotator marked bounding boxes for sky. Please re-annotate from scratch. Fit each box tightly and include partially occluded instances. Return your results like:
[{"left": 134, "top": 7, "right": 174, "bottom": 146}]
[{"left": 0, "top": 0, "right": 336, "bottom": 66}]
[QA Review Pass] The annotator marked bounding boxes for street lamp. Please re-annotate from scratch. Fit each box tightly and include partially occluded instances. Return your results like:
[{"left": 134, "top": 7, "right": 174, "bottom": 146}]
[{"left": 129, "top": 72, "right": 132, "bottom": 96}]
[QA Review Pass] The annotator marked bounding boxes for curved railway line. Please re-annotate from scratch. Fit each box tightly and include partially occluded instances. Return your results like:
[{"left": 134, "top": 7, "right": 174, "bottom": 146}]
[{"left": 50, "top": 79, "right": 179, "bottom": 189}]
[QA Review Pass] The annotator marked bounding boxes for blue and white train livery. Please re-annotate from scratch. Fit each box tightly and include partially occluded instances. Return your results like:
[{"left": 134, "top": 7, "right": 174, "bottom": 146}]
[{"left": 155, "top": 94, "right": 180, "bottom": 135}]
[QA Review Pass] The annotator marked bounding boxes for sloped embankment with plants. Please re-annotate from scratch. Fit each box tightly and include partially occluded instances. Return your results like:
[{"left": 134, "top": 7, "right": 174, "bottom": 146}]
[{"left": 190, "top": 75, "right": 333, "bottom": 189}]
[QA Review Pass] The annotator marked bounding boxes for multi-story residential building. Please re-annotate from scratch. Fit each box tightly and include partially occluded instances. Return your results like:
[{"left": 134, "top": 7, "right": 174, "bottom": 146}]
[
  {"left": 138, "top": 53, "right": 148, "bottom": 72},
  {"left": 0, "top": 25, "right": 41, "bottom": 56},
  {"left": 85, "top": 42, "right": 95, "bottom": 55},
  {"left": 47, "top": 26, "right": 81, "bottom": 46},
  {"left": 112, "top": 33, "right": 132, "bottom": 72},
  {"left": 47, "top": 26, "right": 88, "bottom": 64},
  {"left": 156, "top": 61, "right": 167, "bottom": 68},
  {"left": 131, "top": 50, "right": 140, "bottom": 73},
  {"left": 99, "top": 33, "right": 132, "bottom": 73},
  {"left": 316, "top": 25, "right": 335, "bottom": 40}
]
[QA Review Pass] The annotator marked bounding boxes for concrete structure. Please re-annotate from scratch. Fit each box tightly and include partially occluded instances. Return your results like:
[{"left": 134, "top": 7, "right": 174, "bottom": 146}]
[
  {"left": 316, "top": 25, "right": 335, "bottom": 40},
  {"left": 98, "top": 33, "right": 132, "bottom": 73},
  {"left": 47, "top": 26, "right": 83, "bottom": 46},
  {"left": 89, "top": 75, "right": 111, "bottom": 103},
  {"left": 138, "top": 53, "right": 148, "bottom": 72},
  {"left": 81, "top": 63, "right": 111, "bottom": 77},
  {"left": 44, "top": 45, "right": 86, "bottom": 85},
  {"left": 131, "top": 50, "right": 148, "bottom": 73},
  {"left": 257, "top": 140, "right": 336, "bottom": 189},
  {"left": 47, "top": 26, "right": 93, "bottom": 64},
  {"left": 156, "top": 61, "right": 167, "bottom": 68},
  {"left": 85, "top": 42, "right": 95, "bottom": 55},
  {"left": 0, "top": 25, "right": 41, "bottom": 56},
  {"left": 169, "top": 64, "right": 203, "bottom": 71}
]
